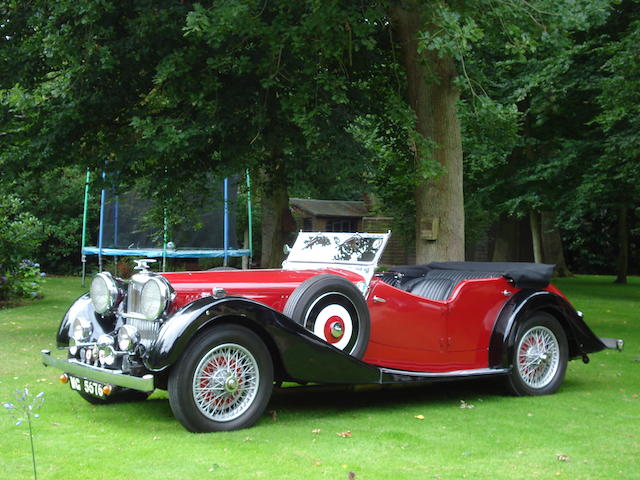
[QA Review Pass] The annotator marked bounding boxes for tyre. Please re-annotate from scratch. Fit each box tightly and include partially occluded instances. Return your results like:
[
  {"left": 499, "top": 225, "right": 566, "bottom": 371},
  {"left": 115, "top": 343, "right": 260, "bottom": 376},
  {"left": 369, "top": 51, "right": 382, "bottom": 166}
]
[
  {"left": 77, "top": 389, "right": 151, "bottom": 405},
  {"left": 283, "top": 274, "right": 370, "bottom": 358},
  {"left": 506, "top": 313, "right": 568, "bottom": 396},
  {"left": 168, "top": 325, "right": 273, "bottom": 432}
]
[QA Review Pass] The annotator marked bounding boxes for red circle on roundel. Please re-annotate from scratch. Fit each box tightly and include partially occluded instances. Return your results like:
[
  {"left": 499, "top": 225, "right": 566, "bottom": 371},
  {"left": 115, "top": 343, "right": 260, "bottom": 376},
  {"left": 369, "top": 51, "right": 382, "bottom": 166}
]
[{"left": 324, "top": 315, "right": 345, "bottom": 343}]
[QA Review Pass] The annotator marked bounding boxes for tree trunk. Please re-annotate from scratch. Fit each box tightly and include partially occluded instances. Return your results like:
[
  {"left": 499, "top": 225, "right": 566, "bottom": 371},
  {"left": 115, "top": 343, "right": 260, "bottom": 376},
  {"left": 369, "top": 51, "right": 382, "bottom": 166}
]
[
  {"left": 391, "top": 1, "right": 465, "bottom": 263},
  {"left": 530, "top": 211, "right": 543, "bottom": 264},
  {"left": 260, "top": 165, "right": 292, "bottom": 268},
  {"left": 492, "top": 217, "right": 517, "bottom": 262},
  {"left": 614, "top": 204, "right": 628, "bottom": 284},
  {"left": 541, "top": 211, "right": 572, "bottom": 277}
]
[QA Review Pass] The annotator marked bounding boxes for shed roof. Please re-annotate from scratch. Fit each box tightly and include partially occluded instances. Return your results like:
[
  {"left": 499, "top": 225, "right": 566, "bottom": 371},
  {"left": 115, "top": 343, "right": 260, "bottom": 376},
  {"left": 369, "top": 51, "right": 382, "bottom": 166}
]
[{"left": 290, "top": 198, "right": 368, "bottom": 218}]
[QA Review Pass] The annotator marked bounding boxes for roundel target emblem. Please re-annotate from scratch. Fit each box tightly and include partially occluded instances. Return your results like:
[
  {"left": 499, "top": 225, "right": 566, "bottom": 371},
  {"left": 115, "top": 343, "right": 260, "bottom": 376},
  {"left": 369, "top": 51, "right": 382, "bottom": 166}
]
[{"left": 307, "top": 293, "right": 356, "bottom": 351}]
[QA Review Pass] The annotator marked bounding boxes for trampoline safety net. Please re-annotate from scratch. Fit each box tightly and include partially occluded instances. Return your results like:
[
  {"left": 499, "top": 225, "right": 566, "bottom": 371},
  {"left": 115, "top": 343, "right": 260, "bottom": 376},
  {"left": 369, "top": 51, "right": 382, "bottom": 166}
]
[{"left": 83, "top": 177, "right": 249, "bottom": 259}]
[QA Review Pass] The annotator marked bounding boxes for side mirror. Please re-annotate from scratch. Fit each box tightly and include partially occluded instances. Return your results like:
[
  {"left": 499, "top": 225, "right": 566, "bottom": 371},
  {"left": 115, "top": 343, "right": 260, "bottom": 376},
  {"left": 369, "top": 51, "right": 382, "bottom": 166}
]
[{"left": 283, "top": 244, "right": 292, "bottom": 255}]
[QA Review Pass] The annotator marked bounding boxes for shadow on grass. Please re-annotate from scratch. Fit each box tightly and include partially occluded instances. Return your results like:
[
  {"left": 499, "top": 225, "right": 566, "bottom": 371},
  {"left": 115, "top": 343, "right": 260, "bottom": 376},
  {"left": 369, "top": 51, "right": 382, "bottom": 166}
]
[
  {"left": 85, "top": 374, "right": 597, "bottom": 432},
  {"left": 92, "top": 378, "right": 506, "bottom": 426},
  {"left": 268, "top": 377, "right": 507, "bottom": 414}
]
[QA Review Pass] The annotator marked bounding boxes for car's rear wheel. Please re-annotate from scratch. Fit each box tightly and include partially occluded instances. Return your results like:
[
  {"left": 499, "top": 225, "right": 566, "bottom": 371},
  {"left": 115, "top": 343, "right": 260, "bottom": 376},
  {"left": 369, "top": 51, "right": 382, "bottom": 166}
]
[
  {"left": 283, "top": 274, "right": 370, "bottom": 358},
  {"left": 168, "top": 325, "right": 273, "bottom": 432},
  {"left": 506, "top": 313, "right": 568, "bottom": 396}
]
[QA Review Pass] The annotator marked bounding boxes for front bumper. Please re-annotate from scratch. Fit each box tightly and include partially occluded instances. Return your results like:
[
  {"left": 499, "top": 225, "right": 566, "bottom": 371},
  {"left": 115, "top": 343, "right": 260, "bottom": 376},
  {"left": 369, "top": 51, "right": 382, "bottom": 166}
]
[{"left": 41, "top": 350, "right": 155, "bottom": 392}]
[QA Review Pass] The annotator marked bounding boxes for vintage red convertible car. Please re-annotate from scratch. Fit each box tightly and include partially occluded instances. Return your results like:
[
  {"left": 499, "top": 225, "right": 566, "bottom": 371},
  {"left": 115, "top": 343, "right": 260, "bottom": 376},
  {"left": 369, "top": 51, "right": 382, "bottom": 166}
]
[{"left": 41, "top": 232, "right": 622, "bottom": 432}]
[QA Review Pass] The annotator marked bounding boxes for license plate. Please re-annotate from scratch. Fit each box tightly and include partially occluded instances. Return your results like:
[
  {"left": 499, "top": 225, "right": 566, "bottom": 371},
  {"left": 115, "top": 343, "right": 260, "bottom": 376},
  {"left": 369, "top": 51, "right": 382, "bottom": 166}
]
[{"left": 68, "top": 375, "right": 106, "bottom": 398}]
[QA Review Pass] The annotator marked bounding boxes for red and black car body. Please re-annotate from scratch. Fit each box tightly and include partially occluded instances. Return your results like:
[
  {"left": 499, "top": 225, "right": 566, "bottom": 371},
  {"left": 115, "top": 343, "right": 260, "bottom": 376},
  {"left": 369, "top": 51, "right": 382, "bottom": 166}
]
[{"left": 42, "top": 232, "right": 621, "bottom": 432}]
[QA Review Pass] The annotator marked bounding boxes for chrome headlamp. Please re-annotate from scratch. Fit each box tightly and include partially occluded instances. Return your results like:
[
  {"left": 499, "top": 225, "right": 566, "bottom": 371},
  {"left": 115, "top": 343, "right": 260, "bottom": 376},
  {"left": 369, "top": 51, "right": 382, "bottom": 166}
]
[
  {"left": 97, "top": 334, "right": 116, "bottom": 366},
  {"left": 90, "top": 272, "right": 120, "bottom": 314},
  {"left": 70, "top": 317, "right": 93, "bottom": 342},
  {"left": 117, "top": 324, "right": 140, "bottom": 352},
  {"left": 139, "top": 276, "right": 171, "bottom": 320}
]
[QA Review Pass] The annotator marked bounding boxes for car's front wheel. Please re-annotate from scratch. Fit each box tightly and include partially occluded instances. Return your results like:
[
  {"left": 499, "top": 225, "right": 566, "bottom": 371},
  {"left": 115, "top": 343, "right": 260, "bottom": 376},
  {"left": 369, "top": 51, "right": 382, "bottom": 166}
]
[
  {"left": 506, "top": 313, "right": 568, "bottom": 396},
  {"left": 168, "top": 325, "right": 273, "bottom": 432}
]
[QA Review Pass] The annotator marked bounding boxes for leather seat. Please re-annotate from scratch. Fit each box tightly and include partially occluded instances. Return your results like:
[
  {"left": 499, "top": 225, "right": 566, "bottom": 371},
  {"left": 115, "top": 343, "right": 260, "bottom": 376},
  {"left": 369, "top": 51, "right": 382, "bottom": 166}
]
[
  {"left": 406, "top": 270, "right": 501, "bottom": 301},
  {"left": 408, "top": 277, "right": 455, "bottom": 301}
]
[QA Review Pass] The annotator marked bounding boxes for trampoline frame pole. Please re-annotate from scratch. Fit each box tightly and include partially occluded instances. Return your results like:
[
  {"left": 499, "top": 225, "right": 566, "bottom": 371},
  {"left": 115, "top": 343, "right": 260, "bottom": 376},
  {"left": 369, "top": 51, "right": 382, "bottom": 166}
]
[
  {"left": 223, "top": 178, "right": 229, "bottom": 267},
  {"left": 162, "top": 208, "right": 168, "bottom": 272},
  {"left": 246, "top": 169, "right": 253, "bottom": 265},
  {"left": 81, "top": 170, "right": 90, "bottom": 287},
  {"left": 114, "top": 194, "right": 119, "bottom": 276},
  {"left": 98, "top": 172, "right": 106, "bottom": 273}
]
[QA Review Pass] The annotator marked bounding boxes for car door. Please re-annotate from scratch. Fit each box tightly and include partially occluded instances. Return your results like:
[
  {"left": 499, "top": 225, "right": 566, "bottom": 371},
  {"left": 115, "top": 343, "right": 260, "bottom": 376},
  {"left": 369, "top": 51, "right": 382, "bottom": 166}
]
[
  {"left": 444, "top": 277, "right": 514, "bottom": 370},
  {"left": 363, "top": 279, "right": 449, "bottom": 372}
]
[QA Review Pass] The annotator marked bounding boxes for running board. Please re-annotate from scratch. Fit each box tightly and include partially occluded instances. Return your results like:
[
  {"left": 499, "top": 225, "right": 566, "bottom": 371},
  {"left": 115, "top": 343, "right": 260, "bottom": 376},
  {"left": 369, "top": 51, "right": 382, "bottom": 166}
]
[{"left": 379, "top": 367, "right": 510, "bottom": 384}]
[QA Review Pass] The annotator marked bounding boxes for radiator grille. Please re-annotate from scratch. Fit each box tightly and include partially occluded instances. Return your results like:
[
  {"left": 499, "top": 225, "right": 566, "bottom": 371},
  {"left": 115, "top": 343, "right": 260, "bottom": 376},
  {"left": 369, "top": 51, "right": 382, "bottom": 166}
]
[
  {"left": 125, "top": 273, "right": 161, "bottom": 346},
  {"left": 126, "top": 317, "right": 161, "bottom": 347},
  {"left": 127, "top": 278, "right": 144, "bottom": 316}
]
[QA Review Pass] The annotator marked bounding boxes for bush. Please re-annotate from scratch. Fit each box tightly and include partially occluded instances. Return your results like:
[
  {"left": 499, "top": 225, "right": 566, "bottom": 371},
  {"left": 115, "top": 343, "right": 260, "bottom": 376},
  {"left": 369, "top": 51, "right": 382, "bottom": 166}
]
[
  {"left": 9, "top": 167, "right": 96, "bottom": 275},
  {"left": 0, "top": 195, "right": 45, "bottom": 301}
]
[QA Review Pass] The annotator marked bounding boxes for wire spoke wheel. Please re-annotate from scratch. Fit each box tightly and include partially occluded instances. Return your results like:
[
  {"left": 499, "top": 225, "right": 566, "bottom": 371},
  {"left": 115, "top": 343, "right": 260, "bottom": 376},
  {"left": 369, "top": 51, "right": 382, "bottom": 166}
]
[
  {"left": 168, "top": 325, "right": 273, "bottom": 432},
  {"left": 192, "top": 343, "right": 260, "bottom": 422},
  {"left": 516, "top": 326, "right": 560, "bottom": 389},
  {"left": 506, "top": 313, "right": 568, "bottom": 396}
]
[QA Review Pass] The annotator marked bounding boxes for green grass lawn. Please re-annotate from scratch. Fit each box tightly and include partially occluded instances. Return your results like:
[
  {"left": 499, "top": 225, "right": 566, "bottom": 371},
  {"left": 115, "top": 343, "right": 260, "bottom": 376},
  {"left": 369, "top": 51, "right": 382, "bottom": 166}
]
[{"left": 1, "top": 275, "right": 638, "bottom": 479}]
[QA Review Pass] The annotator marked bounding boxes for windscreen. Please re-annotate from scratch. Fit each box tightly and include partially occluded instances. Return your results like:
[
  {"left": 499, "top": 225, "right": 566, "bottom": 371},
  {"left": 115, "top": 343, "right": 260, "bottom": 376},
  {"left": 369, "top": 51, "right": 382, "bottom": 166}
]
[{"left": 286, "top": 232, "right": 388, "bottom": 265}]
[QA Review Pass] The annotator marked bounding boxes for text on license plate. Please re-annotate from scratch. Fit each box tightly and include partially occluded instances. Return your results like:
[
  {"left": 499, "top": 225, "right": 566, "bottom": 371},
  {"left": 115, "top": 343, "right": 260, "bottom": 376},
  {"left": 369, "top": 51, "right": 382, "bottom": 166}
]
[{"left": 68, "top": 375, "right": 105, "bottom": 398}]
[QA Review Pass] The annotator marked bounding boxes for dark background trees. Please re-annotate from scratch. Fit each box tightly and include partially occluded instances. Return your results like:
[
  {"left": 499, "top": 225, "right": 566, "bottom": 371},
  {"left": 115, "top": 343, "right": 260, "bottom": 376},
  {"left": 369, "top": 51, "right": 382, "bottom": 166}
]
[{"left": 1, "top": 0, "right": 637, "bottom": 289}]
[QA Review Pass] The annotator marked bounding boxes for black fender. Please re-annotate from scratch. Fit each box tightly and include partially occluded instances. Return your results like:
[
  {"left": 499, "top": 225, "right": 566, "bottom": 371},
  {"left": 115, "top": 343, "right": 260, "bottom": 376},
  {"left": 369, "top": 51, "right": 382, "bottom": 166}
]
[
  {"left": 55, "top": 294, "right": 120, "bottom": 347},
  {"left": 144, "top": 296, "right": 381, "bottom": 384},
  {"left": 489, "top": 290, "right": 606, "bottom": 369}
]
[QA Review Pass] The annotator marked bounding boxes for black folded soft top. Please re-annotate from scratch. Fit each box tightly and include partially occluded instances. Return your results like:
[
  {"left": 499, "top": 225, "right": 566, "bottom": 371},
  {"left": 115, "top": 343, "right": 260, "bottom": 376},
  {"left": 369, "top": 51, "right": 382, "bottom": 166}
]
[{"left": 388, "top": 261, "right": 555, "bottom": 289}]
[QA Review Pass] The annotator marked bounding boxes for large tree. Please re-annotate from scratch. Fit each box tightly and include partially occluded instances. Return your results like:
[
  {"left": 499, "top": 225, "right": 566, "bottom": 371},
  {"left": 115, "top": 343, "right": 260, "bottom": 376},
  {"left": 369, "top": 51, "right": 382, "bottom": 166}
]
[
  {"left": 391, "top": 1, "right": 465, "bottom": 262},
  {"left": 1, "top": 1, "right": 384, "bottom": 267},
  {"left": 3, "top": 0, "right": 634, "bottom": 277},
  {"left": 593, "top": 2, "right": 640, "bottom": 282},
  {"left": 456, "top": 0, "right": 614, "bottom": 272}
]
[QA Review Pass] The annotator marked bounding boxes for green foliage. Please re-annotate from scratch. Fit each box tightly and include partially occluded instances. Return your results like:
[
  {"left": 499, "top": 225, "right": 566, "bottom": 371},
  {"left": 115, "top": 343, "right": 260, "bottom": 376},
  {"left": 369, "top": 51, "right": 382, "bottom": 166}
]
[
  {"left": 0, "top": 0, "right": 637, "bottom": 273},
  {"left": 0, "top": 0, "right": 390, "bottom": 207},
  {"left": 595, "top": 16, "right": 640, "bottom": 189},
  {"left": 0, "top": 195, "right": 45, "bottom": 301},
  {"left": 459, "top": 0, "right": 613, "bottom": 208},
  {"left": 1, "top": 1, "right": 394, "bottom": 269},
  {"left": 551, "top": 2, "right": 640, "bottom": 273},
  {"left": 349, "top": 102, "right": 436, "bottom": 238},
  {"left": 5, "top": 167, "right": 96, "bottom": 274},
  {"left": 454, "top": 0, "right": 640, "bottom": 273},
  {"left": 1, "top": 260, "right": 45, "bottom": 301},
  {"left": 0, "top": 0, "right": 193, "bottom": 180},
  {"left": 460, "top": 97, "right": 521, "bottom": 198}
]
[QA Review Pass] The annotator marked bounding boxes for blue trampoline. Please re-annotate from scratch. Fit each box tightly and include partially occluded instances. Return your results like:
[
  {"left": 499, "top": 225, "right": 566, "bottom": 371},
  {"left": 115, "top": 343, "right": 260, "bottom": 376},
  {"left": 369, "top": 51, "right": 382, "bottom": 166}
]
[{"left": 81, "top": 172, "right": 253, "bottom": 283}]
